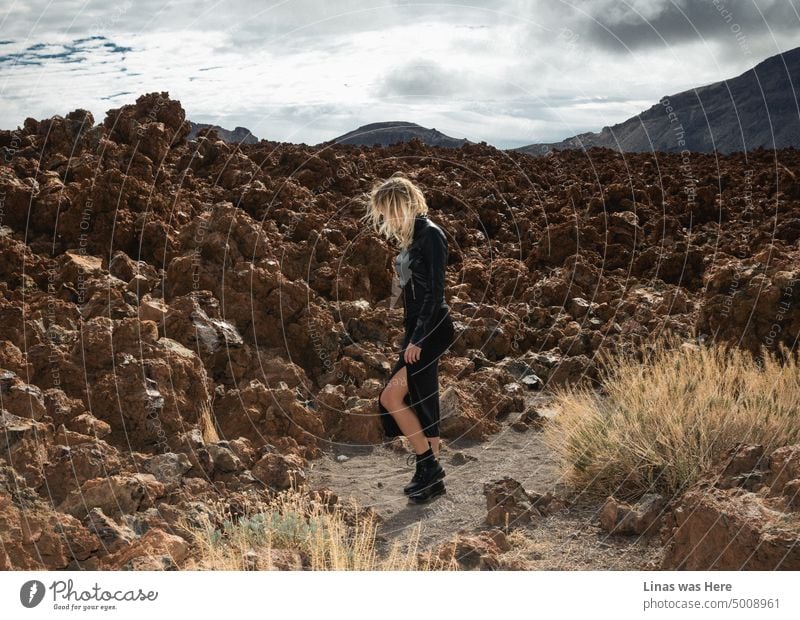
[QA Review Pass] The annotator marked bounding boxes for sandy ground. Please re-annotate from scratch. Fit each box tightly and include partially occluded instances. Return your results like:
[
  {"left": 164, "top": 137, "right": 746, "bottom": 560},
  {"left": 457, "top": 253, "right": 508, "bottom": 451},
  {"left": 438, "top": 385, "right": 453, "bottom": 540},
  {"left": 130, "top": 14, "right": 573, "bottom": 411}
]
[{"left": 308, "top": 394, "right": 663, "bottom": 570}]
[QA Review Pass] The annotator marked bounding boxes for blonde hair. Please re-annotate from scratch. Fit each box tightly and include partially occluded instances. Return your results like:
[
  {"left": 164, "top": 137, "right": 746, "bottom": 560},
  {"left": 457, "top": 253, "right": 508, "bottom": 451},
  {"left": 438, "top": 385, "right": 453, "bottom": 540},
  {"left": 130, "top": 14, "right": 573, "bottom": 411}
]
[{"left": 360, "top": 172, "right": 429, "bottom": 249}]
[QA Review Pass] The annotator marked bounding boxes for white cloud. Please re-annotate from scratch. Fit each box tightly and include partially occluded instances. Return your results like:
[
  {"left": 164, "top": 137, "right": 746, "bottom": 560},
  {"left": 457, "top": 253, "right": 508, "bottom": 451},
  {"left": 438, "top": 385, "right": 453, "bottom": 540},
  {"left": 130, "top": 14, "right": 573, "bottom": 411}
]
[{"left": 0, "top": 0, "right": 797, "bottom": 147}]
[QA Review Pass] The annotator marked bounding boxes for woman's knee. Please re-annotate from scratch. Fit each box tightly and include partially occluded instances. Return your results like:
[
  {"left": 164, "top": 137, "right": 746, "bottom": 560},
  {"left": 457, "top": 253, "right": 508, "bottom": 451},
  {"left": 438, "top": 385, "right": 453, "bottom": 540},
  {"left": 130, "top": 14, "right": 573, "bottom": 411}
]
[
  {"left": 380, "top": 381, "right": 403, "bottom": 408},
  {"left": 380, "top": 368, "right": 407, "bottom": 409},
  {"left": 379, "top": 386, "right": 395, "bottom": 409}
]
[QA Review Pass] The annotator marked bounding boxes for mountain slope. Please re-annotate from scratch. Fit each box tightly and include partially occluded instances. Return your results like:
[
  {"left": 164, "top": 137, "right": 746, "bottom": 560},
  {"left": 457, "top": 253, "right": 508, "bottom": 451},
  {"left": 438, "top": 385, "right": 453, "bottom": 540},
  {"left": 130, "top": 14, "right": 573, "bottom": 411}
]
[
  {"left": 322, "top": 121, "right": 471, "bottom": 148},
  {"left": 517, "top": 46, "right": 800, "bottom": 155}
]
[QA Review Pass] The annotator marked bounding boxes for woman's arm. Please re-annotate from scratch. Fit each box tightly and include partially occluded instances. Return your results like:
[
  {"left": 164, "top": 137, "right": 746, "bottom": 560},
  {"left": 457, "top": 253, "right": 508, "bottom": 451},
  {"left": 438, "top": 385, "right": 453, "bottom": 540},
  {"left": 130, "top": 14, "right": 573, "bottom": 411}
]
[{"left": 409, "top": 225, "right": 448, "bottom": 346}]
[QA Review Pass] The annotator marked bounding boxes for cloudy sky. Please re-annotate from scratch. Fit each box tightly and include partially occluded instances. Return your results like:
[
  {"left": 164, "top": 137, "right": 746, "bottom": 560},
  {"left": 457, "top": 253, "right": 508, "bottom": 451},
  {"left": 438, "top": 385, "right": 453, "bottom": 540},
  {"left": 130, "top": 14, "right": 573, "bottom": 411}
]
[{"left": 1, "top": 0, "right": 798, "bottom": 148}]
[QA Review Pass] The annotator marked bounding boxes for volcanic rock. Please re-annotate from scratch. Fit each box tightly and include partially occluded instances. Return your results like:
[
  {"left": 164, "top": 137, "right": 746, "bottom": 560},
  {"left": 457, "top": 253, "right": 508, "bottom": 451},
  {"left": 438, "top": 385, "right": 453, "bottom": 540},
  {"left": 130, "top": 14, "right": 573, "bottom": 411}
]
[{"left": 661, "top": 443, "right": 800, "bottom": 569}]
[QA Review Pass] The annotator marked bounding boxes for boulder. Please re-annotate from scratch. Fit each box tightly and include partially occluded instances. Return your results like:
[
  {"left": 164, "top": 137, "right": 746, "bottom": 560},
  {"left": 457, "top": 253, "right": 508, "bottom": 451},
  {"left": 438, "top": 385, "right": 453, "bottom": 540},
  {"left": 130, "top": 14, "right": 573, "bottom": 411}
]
[
  {"left": 58, "top": 474, "right": 166, "bottom": 520},
  {"left": 0, "top": 371, "right": 46, "bottom": 420},
  {"left": 661, "top": 443, "right": 800, "bottom": 569},
  {"left": 251, "top": 452, "right": 307, "bottom": 490},
  {"left": 97, "top": 527, "right": 189, "bottom": 570},
  {"left": 598, "top": 493, "right": 666, "bottom": 537},
  {"left": 483, "top": 477, "right": 568, "bottom": 528},
  {"left": 0, "top": 466, "right": 99, "bottom": 569}
]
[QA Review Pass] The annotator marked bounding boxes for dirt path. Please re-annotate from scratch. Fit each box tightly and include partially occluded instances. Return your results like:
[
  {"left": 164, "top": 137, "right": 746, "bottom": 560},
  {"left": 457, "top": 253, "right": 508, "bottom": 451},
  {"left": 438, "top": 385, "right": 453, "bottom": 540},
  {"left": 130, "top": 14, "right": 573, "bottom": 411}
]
[{"left": 308, "top": 394, "right": 663, "bottom": 569}]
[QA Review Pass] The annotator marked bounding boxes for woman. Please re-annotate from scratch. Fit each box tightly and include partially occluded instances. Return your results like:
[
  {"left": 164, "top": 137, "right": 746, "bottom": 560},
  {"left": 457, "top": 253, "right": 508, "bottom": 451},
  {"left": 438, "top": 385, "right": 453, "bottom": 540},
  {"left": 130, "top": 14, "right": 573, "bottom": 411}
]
[{"left": 361, "top": 172, "right": 455, "bottom": 504}]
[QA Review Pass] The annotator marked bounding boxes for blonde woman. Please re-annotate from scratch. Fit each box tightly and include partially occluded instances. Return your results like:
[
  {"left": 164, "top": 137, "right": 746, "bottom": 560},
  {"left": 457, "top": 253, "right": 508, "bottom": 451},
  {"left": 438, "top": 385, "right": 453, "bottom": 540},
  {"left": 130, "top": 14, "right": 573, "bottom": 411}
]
[{"left": 362, "top": 172, "right": 455, "bottom": 504}]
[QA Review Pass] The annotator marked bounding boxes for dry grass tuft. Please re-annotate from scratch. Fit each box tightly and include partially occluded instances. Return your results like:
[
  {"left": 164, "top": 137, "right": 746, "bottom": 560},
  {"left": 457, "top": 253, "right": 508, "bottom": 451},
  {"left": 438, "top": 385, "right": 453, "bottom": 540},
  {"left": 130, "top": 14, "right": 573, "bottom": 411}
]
[
  {"left": 177, "top": 486, "right": 454, "bottom": 570},
  {"left": 198, "top": 400, "right": 220, "bottom": 443},
  {"left": 543, "top": 336, "right": 800, "bottom": 501}
]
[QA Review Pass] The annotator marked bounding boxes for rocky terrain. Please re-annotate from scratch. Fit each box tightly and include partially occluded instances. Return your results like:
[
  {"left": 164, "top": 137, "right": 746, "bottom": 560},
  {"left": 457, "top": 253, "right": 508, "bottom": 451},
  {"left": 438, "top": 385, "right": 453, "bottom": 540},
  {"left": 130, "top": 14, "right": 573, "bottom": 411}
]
[
  {"left": 660, "top": 443, "right": 800, "bottom": 569},
  {"left": 0, "top": 91, "right": 799, "bottom": 570},
  {"left": 518, "top": 46, "right": 800, "bottom": 155},
  {"left": 187, "top": 121, "right": 258, "bottom": 145}
]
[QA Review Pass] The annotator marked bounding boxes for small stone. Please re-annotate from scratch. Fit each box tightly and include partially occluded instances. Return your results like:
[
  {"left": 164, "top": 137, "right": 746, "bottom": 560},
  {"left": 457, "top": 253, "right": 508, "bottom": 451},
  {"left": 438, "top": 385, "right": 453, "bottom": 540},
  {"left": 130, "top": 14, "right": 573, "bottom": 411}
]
[
  {"left": 510, "top": 419, "right": 528, "bottom": 432},
  {"left": 450, "top": 451, "right": 477, "bottom": 466},
  {"left": 207, "top": 443, "right": 243, "bottom": 473},
  {"left": 243, "top": 550, "right": 259, "bottom": 571},
  {"left": 521, "top": 373, "right": 543, "bottom": 390},
  {"left": 387, "top": 437, "right": 408, "bottom": 452},
  {"left": 599, "top": 493, "right": 665, "bottom": 536},
  {"left": 511, "top": 407, "right": 547, "bottom": 432},
  {"left": 336, "top": 454, "right": 349, "bottom": 462},
  {"left": 484, "top": 477, "right": 537, "bottom": 527}
]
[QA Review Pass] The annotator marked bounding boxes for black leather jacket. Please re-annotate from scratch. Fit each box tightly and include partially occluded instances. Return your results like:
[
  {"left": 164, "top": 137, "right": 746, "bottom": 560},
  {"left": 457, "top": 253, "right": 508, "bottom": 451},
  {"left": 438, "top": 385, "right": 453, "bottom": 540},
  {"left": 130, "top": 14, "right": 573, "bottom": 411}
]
[{"left": 402, "top": 214, "right": 449, "bottom": 345}]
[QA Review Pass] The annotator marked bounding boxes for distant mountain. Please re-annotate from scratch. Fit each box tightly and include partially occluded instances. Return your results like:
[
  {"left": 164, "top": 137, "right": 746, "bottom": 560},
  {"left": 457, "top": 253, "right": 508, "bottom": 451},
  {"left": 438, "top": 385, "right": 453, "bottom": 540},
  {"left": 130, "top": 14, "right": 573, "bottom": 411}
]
[
  {"left": 323, "top": 121, "right": 471, "bottom": 148},
  {"left": 516, "top": 46, "right": 800, "bottom": 155},
  {"left": 187, "top": 121, "right": 258, "bottom": 145}
]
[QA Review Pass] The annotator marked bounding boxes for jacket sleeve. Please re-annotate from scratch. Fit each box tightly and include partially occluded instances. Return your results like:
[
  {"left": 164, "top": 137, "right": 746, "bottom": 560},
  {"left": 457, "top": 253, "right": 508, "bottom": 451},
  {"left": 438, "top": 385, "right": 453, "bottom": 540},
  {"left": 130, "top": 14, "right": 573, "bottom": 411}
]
[{"left": 409, "top": 226, "right": 448, "bottom": 346}]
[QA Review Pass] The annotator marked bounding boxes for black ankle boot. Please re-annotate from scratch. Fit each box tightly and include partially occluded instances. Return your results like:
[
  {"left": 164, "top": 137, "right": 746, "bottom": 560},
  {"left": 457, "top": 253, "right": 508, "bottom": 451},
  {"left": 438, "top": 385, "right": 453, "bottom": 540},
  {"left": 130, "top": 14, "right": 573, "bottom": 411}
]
[
  {"left": 404, "top": 447, "right": 445, "bottom": 496},
  {"left": 409, "top": 479, "right": 446, "bottom": 504},
  {"left": 407, "top": 449, "right": 446, "bottom": 503}
]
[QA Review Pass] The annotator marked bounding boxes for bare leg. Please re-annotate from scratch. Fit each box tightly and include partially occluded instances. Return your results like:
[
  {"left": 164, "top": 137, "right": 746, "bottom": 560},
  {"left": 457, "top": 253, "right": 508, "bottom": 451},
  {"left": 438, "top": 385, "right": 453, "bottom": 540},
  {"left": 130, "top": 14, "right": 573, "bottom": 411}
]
[{"left": 379, "top": 365, "right": 430, "bottom": 454}]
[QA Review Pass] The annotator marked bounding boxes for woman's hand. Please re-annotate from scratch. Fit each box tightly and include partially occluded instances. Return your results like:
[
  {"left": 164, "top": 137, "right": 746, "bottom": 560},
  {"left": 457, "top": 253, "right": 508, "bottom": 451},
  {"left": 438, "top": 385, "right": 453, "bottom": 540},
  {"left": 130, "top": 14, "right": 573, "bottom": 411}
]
[{"left": 404, "top": 343, "right": 422, "bottom": 364}]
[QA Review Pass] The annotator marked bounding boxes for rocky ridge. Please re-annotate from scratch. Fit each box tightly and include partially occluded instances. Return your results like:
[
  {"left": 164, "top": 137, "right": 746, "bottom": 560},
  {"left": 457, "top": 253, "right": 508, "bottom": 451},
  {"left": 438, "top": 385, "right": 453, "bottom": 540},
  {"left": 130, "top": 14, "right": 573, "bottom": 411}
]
[{"left": 0, "top": 91, "right": 799, "bottom": 568}]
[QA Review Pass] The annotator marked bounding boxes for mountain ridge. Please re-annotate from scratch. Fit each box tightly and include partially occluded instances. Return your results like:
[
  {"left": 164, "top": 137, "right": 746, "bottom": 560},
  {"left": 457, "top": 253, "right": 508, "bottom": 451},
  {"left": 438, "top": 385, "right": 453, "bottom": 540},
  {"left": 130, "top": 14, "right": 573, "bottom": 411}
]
[
  {"left": 515, "top": 46, "right": 800, "bottom": 155},
  {"left": 187, "top": 120, "right": 259, "bottom": 145},
  {"left": 320, "top": 120, "right": 472, "bottom": 148}
]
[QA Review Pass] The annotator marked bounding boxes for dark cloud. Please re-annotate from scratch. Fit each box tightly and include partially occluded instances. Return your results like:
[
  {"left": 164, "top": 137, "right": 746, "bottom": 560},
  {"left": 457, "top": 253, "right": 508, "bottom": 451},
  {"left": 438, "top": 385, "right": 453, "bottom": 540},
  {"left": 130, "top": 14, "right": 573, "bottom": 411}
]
[
  {"left": 1, "top": 0, "right": 163, "bottom": 38},
  {"left": 375, "top": 59, "right": 467, "bottom": 98},
  {"left": 574, "top": 0, "right": 800, "bottom": 54},
  {"left": 5, "top": 1, "right": 796, "bottom": 61}
]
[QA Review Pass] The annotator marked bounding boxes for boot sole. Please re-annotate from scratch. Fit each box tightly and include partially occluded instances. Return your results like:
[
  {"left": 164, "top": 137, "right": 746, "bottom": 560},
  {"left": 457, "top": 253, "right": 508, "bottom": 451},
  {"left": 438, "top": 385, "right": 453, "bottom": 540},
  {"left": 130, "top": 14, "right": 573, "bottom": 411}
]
[
  {"left": 408, "top": 481, "right": 447, "bottom": 504},
  {"left": 403, "top": 468, "right": 446, "bottom": 496}
]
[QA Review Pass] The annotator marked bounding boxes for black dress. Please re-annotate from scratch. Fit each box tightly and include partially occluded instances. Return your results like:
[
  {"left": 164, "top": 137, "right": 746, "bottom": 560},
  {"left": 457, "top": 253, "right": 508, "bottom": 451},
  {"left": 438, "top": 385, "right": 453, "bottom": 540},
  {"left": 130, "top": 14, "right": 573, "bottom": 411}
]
[{"left": 377, "top": 215, "right": 455, "bottom": 438}]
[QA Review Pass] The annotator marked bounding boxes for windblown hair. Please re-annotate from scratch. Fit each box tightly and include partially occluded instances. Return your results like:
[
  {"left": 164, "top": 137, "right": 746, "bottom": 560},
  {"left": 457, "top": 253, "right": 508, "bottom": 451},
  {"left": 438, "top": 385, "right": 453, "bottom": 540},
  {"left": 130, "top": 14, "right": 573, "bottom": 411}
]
[{"left": 361, "top": 172, "right": 429, "bottom": 249}]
